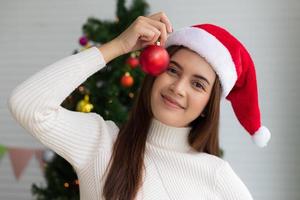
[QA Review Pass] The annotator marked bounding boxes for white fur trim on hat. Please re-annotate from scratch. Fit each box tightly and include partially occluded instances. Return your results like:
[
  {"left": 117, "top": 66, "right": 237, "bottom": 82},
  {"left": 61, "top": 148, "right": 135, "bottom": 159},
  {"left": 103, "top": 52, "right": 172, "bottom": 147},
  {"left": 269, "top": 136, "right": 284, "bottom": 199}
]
[
  {"left": 251, "top": 126, "right": 271, "bottom": 147},
  {"left": 165, "top": 27, "right": 237, "bottom": 97}
]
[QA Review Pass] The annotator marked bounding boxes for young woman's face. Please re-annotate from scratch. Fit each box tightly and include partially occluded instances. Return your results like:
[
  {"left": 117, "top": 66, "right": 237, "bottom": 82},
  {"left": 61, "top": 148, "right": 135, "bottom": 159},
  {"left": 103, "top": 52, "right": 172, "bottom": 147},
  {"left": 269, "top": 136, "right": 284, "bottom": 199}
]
[{"left": 150, "top": 48, "right": 216, "bottom": 127}]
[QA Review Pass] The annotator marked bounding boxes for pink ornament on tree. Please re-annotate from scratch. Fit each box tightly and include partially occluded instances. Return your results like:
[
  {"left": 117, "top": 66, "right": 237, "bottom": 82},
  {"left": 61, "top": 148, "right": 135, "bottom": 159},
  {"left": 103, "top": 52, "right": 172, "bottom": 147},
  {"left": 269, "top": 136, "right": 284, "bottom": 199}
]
[{"left": 79, "top": 36, "right": 89, "bottom": 46}]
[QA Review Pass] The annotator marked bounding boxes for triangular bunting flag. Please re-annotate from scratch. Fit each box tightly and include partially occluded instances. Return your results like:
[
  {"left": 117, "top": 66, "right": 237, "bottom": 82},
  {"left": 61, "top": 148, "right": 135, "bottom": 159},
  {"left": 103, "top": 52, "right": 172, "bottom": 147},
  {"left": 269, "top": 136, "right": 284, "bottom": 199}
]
[
  {"left": 34, "top": 149, "right": 45, "bottom": 173},
  {"left": 8, "top": 147, "right": 34, "bottom": 180},
  {"left": 0, "top": 144, "right": 7, "bottom": 164}
]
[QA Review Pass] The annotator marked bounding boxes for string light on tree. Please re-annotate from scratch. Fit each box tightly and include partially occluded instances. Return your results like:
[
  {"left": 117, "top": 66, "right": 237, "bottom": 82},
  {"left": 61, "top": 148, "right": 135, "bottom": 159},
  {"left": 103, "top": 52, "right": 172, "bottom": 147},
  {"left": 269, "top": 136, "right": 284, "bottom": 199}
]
[
  {"left": 96, "top": 80, "right": 104, "bottom": 88},
  {"left": 43, "top": 149, "right": 56, "bottom": 163},
  {"left": 128, "top": 92, "right": 134, "bottom": 98},
  {"left": 64, "top": 182, "right": 69, "bottom": 188},
  {"left": 78, "top": 85, "right": 87, "bottom": 93},
  {"left": 104, "top": 110, "right": 110, "bottom": 116}
]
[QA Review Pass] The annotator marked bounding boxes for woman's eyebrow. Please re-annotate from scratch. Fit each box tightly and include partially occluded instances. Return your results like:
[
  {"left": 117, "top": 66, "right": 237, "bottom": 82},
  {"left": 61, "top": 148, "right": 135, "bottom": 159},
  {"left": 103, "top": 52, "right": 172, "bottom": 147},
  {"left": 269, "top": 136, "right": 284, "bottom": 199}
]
[{"left": 170, "top": 60, "right": 210, "bottom": 85}]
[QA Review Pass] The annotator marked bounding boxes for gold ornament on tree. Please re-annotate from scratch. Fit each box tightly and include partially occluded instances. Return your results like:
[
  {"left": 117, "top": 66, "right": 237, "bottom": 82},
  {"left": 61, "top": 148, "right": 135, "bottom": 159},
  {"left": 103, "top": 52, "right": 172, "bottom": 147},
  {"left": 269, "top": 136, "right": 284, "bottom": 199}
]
[{"left": 76, "top": 94, "right": 94, "bottom": 113}]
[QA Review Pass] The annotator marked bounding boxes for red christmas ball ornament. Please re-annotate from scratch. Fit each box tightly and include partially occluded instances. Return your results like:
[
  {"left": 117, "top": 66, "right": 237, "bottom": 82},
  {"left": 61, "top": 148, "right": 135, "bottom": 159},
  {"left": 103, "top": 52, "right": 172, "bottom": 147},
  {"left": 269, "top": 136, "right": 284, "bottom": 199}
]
[
  {"left": 139, "top": 44, "right": 170, "bottom": 76},
  {"left": 126, "top": 56, "right": 139, "bottom": 68},
  {"left": 79, "top": 36, "right": 88, "bottom": 46},
  {"left": 121, "top": 72, "right": 134, "bottom": 87}
]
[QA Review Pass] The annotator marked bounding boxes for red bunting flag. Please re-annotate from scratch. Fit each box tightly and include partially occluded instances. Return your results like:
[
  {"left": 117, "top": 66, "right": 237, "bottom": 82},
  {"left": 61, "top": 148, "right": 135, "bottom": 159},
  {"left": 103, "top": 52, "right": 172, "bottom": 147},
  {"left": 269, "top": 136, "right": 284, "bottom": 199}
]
[{"left": 8, "top": 147, "right": 34, "bottom": 180}]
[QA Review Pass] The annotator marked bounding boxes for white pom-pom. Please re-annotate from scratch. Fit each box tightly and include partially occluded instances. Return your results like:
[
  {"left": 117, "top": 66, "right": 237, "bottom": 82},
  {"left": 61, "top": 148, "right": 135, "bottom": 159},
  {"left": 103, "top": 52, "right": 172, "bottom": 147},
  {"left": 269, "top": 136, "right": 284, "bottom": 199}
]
[{"left": 251, "top": 126, "right": 271, "bottom": 147}]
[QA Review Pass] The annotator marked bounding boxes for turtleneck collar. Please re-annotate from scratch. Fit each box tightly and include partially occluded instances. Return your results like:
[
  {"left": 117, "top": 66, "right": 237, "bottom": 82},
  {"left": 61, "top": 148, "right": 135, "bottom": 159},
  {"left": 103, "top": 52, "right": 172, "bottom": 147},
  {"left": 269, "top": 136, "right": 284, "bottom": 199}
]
[{"left": 147, "top": 118, "right": 193, "bottom": 153}]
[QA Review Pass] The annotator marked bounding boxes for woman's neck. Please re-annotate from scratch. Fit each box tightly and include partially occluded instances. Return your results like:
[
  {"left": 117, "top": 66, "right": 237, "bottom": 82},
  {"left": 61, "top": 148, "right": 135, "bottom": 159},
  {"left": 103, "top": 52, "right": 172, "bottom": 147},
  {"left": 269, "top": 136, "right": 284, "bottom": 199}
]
[{"left": 147, "top": 118, "right": 193, "bottom": 153}]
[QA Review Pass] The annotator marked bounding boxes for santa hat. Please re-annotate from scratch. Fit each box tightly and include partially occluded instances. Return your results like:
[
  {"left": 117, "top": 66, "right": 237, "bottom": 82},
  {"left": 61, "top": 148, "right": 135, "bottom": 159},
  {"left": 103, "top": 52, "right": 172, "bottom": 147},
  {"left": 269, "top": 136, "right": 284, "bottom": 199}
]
[{"left": 165, "top": 24, "right": 271, "bottom": 148}]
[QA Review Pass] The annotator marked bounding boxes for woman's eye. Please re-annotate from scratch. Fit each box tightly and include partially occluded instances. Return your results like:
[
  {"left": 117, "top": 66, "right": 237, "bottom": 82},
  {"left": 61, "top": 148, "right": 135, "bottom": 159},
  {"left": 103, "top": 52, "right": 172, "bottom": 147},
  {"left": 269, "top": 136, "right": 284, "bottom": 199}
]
[
  {"left": 166, "top": 67, "right": 178, "bottom": 74},
  {"left": 193, "top": 81, "right": 205, "bottom": 90}
]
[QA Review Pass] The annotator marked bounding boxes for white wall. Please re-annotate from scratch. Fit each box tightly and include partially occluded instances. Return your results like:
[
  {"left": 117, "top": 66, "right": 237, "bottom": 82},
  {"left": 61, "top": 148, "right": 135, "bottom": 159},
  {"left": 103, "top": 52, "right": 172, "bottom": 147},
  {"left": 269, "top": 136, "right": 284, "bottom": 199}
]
[{"left": 1, "top": 0, "right": 299, "bottom": 199}]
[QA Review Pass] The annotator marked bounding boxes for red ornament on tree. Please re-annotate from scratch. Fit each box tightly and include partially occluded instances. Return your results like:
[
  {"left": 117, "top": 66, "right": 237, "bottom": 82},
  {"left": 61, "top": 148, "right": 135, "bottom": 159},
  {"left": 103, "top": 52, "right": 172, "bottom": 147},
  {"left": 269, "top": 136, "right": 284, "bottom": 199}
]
[
  {"left": 126, "top": 56, "right": 139, "bottom": 68},
  {"left": 121, "top": 72, "right": 134, "bottom": 87},
  {"left": 139, "top": 44, "right": 170, "bottom": 76}
]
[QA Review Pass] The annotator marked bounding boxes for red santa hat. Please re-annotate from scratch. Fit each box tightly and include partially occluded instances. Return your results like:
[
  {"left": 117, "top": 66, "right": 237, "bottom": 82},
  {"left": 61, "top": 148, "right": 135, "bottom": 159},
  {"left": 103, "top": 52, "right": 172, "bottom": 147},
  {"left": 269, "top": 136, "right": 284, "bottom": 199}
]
[{"left": 165, "top": 24, "right": 271, "bottom": 147}]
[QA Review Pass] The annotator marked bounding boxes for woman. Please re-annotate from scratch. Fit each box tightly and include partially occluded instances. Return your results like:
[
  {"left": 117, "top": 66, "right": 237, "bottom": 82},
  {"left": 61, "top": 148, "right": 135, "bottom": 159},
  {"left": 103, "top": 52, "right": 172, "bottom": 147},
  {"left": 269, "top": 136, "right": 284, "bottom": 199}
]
[{"left": 8, "top": 12, "right": 270, "bottom": 200}]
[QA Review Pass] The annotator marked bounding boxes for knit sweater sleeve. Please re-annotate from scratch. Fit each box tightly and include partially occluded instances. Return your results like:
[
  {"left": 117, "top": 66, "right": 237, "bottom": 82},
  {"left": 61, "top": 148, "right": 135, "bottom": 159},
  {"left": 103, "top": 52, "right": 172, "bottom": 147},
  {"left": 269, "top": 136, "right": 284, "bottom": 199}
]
[
  {"left": 215, "top": 161, "right": 254, "bottom": 200},
  {"left": 7, "top": 47, "right": 119, "bottom": 170}
]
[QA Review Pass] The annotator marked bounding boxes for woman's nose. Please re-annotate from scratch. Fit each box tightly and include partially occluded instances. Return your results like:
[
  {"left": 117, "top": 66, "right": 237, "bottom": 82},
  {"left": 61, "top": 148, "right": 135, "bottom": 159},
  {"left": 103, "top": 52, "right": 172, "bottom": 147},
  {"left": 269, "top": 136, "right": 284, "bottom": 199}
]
[{"left": 169, "top": 79, "right": 186, "bottom": 97}]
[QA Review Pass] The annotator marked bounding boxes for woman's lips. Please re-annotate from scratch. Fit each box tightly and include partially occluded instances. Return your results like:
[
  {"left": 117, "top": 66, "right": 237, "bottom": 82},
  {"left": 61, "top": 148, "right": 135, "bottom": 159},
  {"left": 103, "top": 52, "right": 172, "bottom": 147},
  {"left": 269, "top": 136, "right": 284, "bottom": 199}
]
[{"left": 161, "top": 94, "right": 184, "bottom": 110}]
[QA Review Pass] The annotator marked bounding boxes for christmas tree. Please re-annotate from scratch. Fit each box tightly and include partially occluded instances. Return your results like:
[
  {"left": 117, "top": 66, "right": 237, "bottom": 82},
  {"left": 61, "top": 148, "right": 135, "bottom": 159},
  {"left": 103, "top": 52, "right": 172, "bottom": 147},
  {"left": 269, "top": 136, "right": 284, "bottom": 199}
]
[{"left": 31, "top": 0, "right": 149, "bottom": 199}]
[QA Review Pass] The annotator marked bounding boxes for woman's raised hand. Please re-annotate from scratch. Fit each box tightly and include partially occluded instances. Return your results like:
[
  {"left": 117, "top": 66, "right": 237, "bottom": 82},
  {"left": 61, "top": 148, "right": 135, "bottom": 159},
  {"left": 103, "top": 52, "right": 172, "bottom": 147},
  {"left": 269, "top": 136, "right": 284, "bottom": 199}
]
[
  {"left": 98, "top": 12, "right": 173, "bottom": 63},
  {"left": 116, "top": 12, "right": 173, "bottom": 54}
]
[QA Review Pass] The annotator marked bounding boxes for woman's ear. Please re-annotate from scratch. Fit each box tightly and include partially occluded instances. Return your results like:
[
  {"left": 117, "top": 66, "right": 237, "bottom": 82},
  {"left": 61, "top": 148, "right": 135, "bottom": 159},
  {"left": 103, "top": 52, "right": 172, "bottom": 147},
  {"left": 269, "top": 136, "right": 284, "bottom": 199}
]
[{"left": 201, "top": 106, "right": 208, "bottom": 117}]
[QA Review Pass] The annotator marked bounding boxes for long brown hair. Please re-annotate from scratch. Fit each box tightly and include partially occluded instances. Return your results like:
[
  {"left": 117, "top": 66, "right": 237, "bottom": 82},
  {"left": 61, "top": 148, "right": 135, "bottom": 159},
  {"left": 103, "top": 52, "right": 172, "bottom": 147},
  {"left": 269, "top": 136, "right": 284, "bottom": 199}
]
[{"left": 103, "top": 45, "right": 222, "bottom": 200}]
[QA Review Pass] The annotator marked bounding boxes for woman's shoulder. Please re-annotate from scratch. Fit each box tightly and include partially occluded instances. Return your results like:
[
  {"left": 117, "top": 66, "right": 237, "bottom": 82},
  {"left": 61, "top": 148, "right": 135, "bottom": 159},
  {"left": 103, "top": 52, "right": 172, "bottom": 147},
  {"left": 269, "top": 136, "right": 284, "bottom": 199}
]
[
  {"left": 104, "top": 119, "right": 120, "bottom": 134},
  {"left": 88, "top": 112, "right": 120, "bottom": 142},
  {"left": 193, "top": 152, "right": 229, "bottom": 170},
  {"left": 198, "top": 153, "right": 245, "bottom": 184}
]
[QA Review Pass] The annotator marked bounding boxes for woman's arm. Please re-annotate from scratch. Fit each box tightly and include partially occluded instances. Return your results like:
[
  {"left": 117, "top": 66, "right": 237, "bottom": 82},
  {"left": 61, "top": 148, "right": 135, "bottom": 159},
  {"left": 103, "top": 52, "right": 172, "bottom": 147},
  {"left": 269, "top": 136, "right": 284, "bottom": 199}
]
[
  {"left": 97, "top": 39, "right": 124, "bottom": 64},
  {"left": 215, "top": 161, "right": 254, "bottom": 200},
  {"left": 7, "top": 47, "right": 121, "bottom": 170},
  {"left": 7, "top": 12, "right": 172, "bottom": 170}
]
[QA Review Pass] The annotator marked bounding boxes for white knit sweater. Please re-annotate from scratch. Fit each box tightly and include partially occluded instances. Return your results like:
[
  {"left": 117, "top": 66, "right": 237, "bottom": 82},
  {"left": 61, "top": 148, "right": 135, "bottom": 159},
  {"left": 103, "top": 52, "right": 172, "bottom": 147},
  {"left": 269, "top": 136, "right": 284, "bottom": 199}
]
[{"left": 7, "top": 46, "right": 253, "bottom": 200}]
